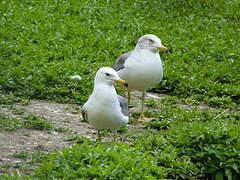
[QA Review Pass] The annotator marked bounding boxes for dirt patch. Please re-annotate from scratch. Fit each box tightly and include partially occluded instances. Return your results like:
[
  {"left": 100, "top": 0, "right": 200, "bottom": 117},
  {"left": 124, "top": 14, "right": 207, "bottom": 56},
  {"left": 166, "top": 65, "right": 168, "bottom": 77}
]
[
  {"left": 129, "top": 91, "right": 168, "bottom": 113},
  {"left": 0, "top": 102, "right": 93, "bottom": 167},
  {"left": 0, "top": 91, "right": 217, "bottom": 171},
  {"left": 1, "top": 91, "right": 160, "bottom": 168},
  {"left": 23, "top": 100, "right": 96, "bottom": 138}
]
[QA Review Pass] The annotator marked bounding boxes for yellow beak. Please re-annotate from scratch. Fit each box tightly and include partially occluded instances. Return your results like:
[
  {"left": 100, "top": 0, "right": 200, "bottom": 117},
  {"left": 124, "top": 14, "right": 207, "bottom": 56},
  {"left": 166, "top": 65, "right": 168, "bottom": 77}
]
[
  {"left": 158, "top": 45, "right": 168, "bottom": 52},
  {"left": 116, "top": 79, "right": 128, "bottom": 88}
]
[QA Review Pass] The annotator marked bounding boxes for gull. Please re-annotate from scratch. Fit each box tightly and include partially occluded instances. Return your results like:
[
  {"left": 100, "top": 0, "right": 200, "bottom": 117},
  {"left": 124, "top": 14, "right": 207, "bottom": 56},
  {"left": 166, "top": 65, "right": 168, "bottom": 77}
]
[
  {"left": 113, "top": 34, "right": 169, "bottom": 122},
  {"left": 81, "top": 67, "right": 129, "bottom": 141}
]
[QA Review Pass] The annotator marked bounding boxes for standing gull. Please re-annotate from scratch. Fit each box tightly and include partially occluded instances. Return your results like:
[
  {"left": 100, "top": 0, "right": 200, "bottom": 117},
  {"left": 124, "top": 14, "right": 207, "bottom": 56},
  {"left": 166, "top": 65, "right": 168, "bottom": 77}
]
[
  {"left": 113, "top": 34, "right": 169, "bottom": 122},
  {"left": 82, "top": 67, "right": 129, "bottom": 141}
]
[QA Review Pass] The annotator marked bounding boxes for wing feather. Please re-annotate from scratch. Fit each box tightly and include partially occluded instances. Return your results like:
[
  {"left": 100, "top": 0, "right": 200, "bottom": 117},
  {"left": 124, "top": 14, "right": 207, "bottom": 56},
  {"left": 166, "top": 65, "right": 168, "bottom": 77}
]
[
  {"left": 117, "top": 95, "right": 129, "bottom": 117},
  {"left": 112, "top": 51, "right": 132, "bottom": 71}
]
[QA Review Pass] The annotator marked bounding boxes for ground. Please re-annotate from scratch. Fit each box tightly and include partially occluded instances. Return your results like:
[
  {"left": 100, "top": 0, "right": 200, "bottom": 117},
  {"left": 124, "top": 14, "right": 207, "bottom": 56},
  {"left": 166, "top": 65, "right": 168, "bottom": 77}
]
[
  {"left": 0, "top": 0, "right": 239, "bottom": 178},
  {"left": 0, "top": 91, "right": 167, "bottom": 171},
  {"left": 1, "top": 91, "right": 235, "bottom": 178}
]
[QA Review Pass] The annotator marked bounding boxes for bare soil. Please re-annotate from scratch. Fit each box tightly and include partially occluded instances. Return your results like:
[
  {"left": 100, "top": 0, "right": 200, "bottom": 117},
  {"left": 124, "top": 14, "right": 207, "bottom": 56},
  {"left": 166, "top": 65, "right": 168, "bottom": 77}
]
[{"left": 0, "top": 91, "right": 215, "bottom": 172}]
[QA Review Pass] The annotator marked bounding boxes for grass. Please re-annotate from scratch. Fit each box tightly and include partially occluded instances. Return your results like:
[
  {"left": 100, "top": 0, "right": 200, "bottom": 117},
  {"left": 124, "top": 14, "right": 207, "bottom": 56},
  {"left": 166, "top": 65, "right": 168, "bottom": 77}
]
[
  {"left": 0, "top": 113, "right": 22, "bottom": 131},
  {"left": 23, "top": 111, "right": 240, "bottom": 179},
  {"left": 28, "top": 103, "right": 239, "bottom": 179},
  {"left": 0, "top": 0, "right": 239, "bottom": 106},
  {"left": 0, "top": 91, "right": 23, "bottom": 105},
  {"left": 1, "top": 151, "right": 48, "bottom": 178},
  {"left": 0, "top": 113, "right": 54, "bottom": 131},
  {"left": 23, "top": 114, "right": 54, "bottom": 131},
  {"left": 0, "top": 0, "right": 240, "bottom": 179}
]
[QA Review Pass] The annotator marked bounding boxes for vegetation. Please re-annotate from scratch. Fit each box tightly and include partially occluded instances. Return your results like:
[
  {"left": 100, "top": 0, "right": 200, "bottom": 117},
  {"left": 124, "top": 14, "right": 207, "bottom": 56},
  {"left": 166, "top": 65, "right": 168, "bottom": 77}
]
[
  {"left": 0, "top": 0, "right": 239, "bottom": 179},
  {"left": 1, "top": 0, "right": 239, "bottom": 105},
  {"left": 26, "top": 102, "right": 239, "bottom": 180},
  {"left": 0, "top": 113, "right": 22, "bottom": 131},
  {"left": 0, "top": 113, "right": 54, "bottom": 131}
]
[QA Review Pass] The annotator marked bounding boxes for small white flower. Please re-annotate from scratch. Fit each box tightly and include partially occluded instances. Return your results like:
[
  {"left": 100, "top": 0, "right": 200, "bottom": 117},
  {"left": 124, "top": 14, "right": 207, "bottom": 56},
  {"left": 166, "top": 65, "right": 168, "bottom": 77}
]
[{"left": 70, "top": 75, "right": 81, "bottom": 80}]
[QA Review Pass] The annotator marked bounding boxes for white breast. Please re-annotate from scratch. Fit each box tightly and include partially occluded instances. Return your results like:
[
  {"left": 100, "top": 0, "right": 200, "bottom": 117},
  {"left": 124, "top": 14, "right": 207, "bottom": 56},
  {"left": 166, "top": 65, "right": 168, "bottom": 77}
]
[
  {"left": 118, "top": 50, "right": 163, "bottom": 91},
  {"left": 84, "top": 86, "right": 128, "bottom": 131}
]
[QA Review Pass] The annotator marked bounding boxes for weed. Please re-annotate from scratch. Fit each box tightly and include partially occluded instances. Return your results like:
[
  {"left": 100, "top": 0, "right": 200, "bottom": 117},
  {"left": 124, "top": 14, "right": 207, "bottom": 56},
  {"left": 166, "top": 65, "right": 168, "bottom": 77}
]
[
  {"left": 54, "top": 127, "right": 69, "bottom": 132},
  {"left": 206, "top": 96, "right": 235, "bottom": 108},
  {"left": 0, "top": 113, "right": 22, "bottom": 131},
  {"left": 145, "top": 99, "right": 158, "bottom": 108},
  {"left": 12, "top": 108, "right": 25, "bottom": 115},
  {"left": 0, "top": 92, "right": 22, "bottom": 105},
  {"left": 12, "top": 152, "right": 30, "bottom": 160},
  {"left": 23, "top": 114, "right": 54, "bottom": 131},
  {"left": 0, "top": 113, "right": 56, "bottom": 132},
  {"left": 33, "top": 141, "right": 169, "bottom": 179},
  {"left": 0, "top": 0, "right": 238, "bottom": 107},
  {"left": 64, "top": 135, "right": 86, "bottom": 144},
  {"left": 144, "top": 102, "right": 240, "bottom": 179},
  {"left": 1, "top": 151, "right": 48, "bottom": 178}
]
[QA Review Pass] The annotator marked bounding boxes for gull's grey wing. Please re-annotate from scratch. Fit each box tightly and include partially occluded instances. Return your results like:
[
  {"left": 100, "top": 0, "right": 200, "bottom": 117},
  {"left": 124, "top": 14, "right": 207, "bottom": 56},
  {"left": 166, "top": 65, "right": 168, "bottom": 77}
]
[
  {"left": 112, "top": 51, "right": 133, "bottom": 71},
  {"left": 81, "top": 106, "right": 88, "bottom": 122},
  {"left": 117, "top": 95, "right": 129, "bottom": 117}
]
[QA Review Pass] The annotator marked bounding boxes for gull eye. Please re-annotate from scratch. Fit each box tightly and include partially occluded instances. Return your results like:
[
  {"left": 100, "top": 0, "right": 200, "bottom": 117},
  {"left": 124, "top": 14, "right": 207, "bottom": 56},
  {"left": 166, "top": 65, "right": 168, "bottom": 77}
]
[
  {"left": 105, "top": 73, "right": 110, "bottom": 76},
  {"left": 149, "top": 39, "right": 154, "bottom": 43}
]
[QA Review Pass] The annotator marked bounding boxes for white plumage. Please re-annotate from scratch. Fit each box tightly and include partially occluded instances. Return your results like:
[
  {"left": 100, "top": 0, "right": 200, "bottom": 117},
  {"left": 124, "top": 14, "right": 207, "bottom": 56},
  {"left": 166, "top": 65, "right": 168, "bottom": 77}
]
[
  {"left": 118, "top": 48, "right": 163, "bottom": 91},
  {"left": 113, "top": 34, "right": 168, "bottom": 121},
  {"left": 82, "top": 67, "right": 129, "bottom": 140}
]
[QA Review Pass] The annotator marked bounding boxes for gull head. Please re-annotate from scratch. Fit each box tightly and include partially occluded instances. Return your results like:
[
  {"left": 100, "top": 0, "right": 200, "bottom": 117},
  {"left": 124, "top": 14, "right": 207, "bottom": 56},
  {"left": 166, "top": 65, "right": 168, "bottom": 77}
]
[
  {"left": 95, "top": 67, "right": 128, "bottom": 87},
  {"left": 135, "top": 34, "right": 168, "bottom": 53}
]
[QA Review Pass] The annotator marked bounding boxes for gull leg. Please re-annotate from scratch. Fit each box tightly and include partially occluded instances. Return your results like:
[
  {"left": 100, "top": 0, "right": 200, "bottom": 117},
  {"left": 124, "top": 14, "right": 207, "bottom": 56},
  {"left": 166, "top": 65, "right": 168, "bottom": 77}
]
[
  {"left": 128, "top": 90, "right": 131, "bottom": 105},
  {"left": 138, "top": 91, "right": 145, "bottom": 121},
  {"left": 113, "top": 130, "right": 118, "bottom": 142},
  {"left": 126, "top": 90, "right": 133, "bottom": 108},
  {"left": 97, "top": 130, "right": 101, "bottom": 141},
  {"left": 138, "top": 91, "right": 153, "bottom": 122}
]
